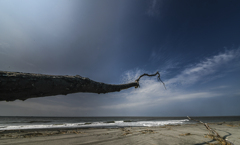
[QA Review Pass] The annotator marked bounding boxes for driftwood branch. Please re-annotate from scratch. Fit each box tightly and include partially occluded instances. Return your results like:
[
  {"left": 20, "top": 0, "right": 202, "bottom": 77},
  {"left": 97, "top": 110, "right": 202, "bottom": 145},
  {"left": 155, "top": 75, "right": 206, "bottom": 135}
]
[
  {"left": 0, "top": 71, "right": 165, "bottom": 102},
  {"left": 135, "top": 71, "right": 166, "bottom": 89},
  {"left": 187, "top": 116, "right": 234, "bottom": 145}
]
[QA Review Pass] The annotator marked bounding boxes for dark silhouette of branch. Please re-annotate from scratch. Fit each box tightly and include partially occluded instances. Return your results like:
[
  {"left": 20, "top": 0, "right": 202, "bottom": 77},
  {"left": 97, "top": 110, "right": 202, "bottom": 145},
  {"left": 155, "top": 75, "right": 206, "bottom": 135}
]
[
  {"left": 187, "top": 116, "right": 234, "bottom": 145},
  {"left": 0, "top": 71, "right": 165, "bottom": 102},
  {"left": 135, "top": 71, "right": 166, "bottom": 89}
]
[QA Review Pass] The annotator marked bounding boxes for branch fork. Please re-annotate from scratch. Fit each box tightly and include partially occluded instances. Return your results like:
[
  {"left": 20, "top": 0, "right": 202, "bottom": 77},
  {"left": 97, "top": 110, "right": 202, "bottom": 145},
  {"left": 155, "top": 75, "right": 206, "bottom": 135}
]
[{"left": 135, "top": 71, "right": 166, "bottom": 89}]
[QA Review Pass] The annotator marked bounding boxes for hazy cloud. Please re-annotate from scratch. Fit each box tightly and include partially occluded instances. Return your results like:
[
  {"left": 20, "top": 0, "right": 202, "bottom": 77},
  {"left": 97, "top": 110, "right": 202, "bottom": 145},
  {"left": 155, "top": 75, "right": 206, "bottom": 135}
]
[{"left": 167, "top": 49, "right": 240, "bottom": 86}]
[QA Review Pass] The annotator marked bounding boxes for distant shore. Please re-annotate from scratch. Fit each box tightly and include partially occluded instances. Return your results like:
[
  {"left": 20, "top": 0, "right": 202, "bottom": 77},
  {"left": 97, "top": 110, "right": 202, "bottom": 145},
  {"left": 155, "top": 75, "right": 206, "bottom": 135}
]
[{"left": 1, "top": 121, "right": 240, "bottom": 145}]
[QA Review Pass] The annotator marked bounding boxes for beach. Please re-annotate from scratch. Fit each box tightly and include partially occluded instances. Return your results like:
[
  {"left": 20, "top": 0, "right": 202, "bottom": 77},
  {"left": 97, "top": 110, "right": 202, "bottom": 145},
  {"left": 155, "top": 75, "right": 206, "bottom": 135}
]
[{"left": 1, "top": 121, "right": 239, "bottom": 145}]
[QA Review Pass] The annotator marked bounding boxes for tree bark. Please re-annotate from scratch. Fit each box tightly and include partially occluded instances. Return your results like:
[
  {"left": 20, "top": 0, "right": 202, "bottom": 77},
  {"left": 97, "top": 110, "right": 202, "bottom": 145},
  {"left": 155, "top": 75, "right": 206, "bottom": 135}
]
[{"left": 0, "top": 71, "right": 165, "bottom": 102}]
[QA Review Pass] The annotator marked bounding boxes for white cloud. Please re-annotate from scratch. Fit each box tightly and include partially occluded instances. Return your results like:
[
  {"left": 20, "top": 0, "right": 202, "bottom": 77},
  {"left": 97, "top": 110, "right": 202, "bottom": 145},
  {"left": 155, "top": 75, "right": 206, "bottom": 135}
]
[
  {"left": 167, "top": 49, "right": 240, "bottom": 85},
  {"left": 115, "top": 49, "right": 240, "bottom": 111},
  {"left": 121, "top": 68, "right": 147, "bottom": 83},
  {"left": 100, "top": 80, "right": 220, "bottom": 110}
]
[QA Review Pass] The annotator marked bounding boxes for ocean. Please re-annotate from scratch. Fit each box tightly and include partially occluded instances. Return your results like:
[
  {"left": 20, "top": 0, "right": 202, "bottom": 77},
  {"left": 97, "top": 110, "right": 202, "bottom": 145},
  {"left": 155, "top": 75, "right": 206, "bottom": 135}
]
[{"left": 0, "top": 116, "right": 239, "bottom": 130}]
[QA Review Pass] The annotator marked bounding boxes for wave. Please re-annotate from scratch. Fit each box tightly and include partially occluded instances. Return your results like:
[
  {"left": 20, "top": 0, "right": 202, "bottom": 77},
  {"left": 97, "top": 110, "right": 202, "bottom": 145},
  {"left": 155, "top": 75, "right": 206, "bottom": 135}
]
[{"left": 0, "top": 119, "right": 189, "bottom": 130}]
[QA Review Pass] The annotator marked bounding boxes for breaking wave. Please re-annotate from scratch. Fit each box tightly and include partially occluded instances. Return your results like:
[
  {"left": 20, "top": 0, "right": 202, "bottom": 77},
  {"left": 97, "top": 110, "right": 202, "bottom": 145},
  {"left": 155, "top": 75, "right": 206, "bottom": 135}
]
[{"left": 0, "top": 119, "right": 189, "bottom": 130}]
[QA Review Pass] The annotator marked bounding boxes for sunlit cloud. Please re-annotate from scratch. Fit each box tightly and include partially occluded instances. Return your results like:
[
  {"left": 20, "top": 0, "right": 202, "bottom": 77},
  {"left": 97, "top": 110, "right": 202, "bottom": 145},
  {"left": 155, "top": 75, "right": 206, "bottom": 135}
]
[
  {"left": 121, "top": 68, "right": 146, "bottom": 83},
  {"left": 100, "top": 86, "right": 220, "bottom": 110}
]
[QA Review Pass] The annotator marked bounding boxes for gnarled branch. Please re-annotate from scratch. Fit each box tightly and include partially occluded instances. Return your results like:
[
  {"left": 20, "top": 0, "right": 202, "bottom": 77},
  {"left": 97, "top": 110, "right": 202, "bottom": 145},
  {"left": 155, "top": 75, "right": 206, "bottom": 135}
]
[
  {"left": 135, "top": 71, "right": 166, "bottom": 89},
  {"left": 0, "top": 71, "right": 165, "bottom": 102}
]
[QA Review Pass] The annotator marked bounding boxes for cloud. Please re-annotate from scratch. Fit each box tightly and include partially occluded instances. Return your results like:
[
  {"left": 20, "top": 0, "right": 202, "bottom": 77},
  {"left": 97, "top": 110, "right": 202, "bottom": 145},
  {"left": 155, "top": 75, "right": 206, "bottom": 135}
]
[
  {"left": 167, "top": 49, "right": 240, "bottom": 86},
  {"left": 121, "top": 68, "right": 146, "bottom": 83},
  {"left": 115, "top": 49, "right": 240, "bottom": 112},
  {"left": 210, "top": 85, "right": 229, "bottom": 90},
  {"left": 100, "top": 81, "right": 220, "bottom": 110},
  {"left": 1, "top": 48, "right": 239, "bottom": 116}
]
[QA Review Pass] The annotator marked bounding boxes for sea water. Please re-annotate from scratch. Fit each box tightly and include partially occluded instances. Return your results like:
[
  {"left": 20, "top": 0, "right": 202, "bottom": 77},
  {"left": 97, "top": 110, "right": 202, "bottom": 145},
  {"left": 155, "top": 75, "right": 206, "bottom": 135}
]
[{"left": 0, "top": 116, "right": 239, "bottom": 130}]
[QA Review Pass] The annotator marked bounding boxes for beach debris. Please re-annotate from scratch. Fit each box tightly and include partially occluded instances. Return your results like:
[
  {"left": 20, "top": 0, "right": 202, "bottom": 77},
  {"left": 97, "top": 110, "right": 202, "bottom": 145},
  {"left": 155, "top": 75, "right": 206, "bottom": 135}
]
[
  {"left": 225, "top": 124, "right": 236, "bottom": 127},
  {"left": 21, "top": 132, "right": 45, "bottom": 138},
  {"left": 166, "top": 127, "right": 172, "bottom": 130},
  {"left": 165, "top": 124, "right": 181, "bottom": 126},
  {"left": 140, "top": 129, "right": 155, "bottom": 134},
  {"left": 160, "top": 124, "right": 180, "bottom": 130},
  {"left": 187, "top": 116, "right": 234, "bottom": 145},
  {"left": 0, "top": 129, "right": 85, "bottom": 139},
  {"left": 121, "top": 128, "right": 132, "bottom": 136},
  {"left": 179, "top": 133, "right": 191, "bottom": 136}
]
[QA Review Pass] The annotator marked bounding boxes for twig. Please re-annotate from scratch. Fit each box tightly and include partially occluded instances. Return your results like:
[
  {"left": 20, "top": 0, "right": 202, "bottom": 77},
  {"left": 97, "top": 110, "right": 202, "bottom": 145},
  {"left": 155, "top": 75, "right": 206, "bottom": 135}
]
[
  {"left": 187, "top": 116, "right": 234, "bottom": 145},
  {"left": 135, "top": 71, "right": 166, "bottom": 89}
]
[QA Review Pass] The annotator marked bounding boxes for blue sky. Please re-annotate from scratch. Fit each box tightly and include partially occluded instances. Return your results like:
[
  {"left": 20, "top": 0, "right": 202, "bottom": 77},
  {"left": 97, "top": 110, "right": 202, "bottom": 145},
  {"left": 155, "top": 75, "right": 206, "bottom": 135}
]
[{"left": 0, "top": 0, "right": 240, "bottom": 116}]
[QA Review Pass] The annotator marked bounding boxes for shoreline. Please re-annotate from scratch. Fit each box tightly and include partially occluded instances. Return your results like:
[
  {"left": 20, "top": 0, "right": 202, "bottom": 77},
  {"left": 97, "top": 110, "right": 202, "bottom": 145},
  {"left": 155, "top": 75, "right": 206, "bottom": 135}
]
[{"left": 1, "top": 121, "right": 239, "bottom": 145}]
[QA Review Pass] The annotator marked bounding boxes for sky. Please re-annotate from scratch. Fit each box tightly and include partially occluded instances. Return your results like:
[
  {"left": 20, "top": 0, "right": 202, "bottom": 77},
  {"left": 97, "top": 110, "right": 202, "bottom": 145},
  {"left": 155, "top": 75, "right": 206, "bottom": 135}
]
[{"left": 0, "top": 0, "right": 240, "bottom": 117}]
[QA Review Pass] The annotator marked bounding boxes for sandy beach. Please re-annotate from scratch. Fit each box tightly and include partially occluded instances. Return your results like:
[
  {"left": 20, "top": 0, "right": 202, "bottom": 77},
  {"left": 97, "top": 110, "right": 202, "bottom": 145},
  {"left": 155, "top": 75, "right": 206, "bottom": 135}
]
[{"left": 1, "top": 121, "right": 239, "bottom": 145}]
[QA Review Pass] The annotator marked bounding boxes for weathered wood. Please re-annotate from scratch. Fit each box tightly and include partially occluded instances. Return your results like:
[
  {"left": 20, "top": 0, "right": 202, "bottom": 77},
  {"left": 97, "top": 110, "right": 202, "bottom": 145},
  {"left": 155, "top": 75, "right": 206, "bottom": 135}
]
[
  {"left": 136, "top": 71, "right": 166, "bottom": 89},
  {"left": 0, "top": 71, "right": 164, "bottom": 101},
  {"left": 187, "top": 116, "right": 234, "bottom": 145}
]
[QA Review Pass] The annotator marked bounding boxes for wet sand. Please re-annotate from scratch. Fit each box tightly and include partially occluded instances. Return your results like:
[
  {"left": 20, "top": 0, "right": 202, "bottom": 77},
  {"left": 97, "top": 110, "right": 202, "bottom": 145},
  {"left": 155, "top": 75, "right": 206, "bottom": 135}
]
[{"left": 1, "top": 121, "right": 240, "bottom": 145}]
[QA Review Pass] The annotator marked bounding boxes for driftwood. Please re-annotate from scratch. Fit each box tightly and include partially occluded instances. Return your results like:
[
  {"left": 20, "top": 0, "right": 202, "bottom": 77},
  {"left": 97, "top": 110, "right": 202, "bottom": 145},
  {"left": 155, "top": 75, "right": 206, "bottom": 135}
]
[
  {"left": 187, "top": 116, "right": 234, "bottom": 145},
  {"left": 0, "top": 71, "right": 165, "bottom": 101},
  {"left": 135, "top": 72, "right": 166, "bottom": 89}
]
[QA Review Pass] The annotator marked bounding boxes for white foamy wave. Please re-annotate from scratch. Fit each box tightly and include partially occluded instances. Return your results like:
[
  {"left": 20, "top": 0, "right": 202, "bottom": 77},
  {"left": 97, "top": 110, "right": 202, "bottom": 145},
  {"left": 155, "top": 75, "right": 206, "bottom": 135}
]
[
  {"left": 115, "top": 121, "right": 124, "bottom": 123},
  {"left": 0, "top": 119, "right": 189, "bottom": 130},
  {"left": 141, "top": 119, "right": 189, "bottom": 127}
]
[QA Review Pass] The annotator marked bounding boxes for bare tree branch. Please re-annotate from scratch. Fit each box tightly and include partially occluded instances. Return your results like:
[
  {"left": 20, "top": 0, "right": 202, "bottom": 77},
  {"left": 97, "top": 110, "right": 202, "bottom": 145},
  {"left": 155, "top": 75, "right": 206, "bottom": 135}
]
[
  {"left": 0, "top": 71, "right": 165, "bottom": 102},
  {"left": 135, "top": 71, "right": 166, "bottom": 89}
]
